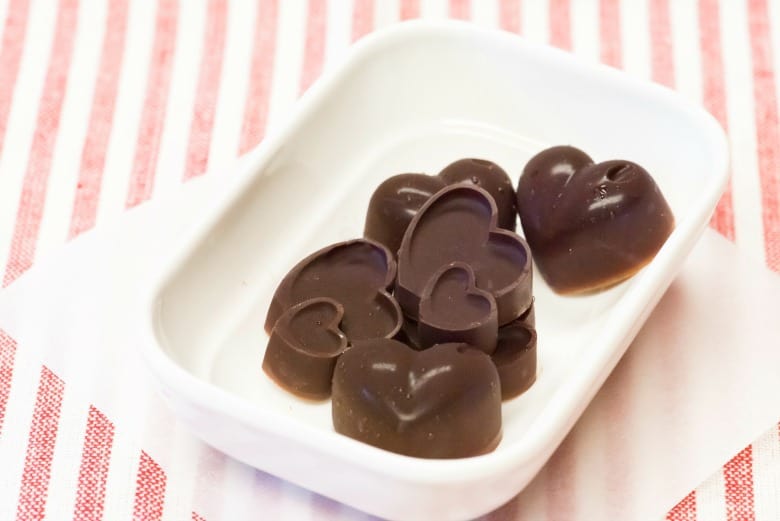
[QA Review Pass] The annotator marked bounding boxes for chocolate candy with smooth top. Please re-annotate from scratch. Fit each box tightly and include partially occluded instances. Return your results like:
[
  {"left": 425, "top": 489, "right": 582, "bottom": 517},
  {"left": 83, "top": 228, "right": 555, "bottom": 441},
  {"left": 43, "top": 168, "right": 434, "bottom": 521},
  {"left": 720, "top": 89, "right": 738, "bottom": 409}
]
[
  {"left": 396, "top": 184, "right": 533, "bottom": 326},
  {"left": 364, "top": 159, "right": 517, "bottom": 256},
  {"left": 364, "top": 174, "right": 446, "bottom": 257},
  {"left": 332, "top": 339, "right": 502, "bottom": 459},
  {"left": 418, "top": 262, "right": 498, "bottom": 354},
  {"left": 492, "top": 316, "right": 537, "bottom": 400},
  {"left": 517, "top": 146, "right": 675, "bottom": 294},
  {"left": 264, "top": 239, "right": 402, "bottom": 342},
  {"left": 263, "top": 298, "right": 348, "bottom": 400}
]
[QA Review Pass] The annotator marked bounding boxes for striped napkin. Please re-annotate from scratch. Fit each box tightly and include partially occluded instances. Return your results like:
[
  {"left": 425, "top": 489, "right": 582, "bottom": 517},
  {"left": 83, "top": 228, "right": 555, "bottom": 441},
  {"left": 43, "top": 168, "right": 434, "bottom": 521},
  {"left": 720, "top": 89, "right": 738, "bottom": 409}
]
[{"left": 0, "top": 1, "right": 779, "bottom": 520}]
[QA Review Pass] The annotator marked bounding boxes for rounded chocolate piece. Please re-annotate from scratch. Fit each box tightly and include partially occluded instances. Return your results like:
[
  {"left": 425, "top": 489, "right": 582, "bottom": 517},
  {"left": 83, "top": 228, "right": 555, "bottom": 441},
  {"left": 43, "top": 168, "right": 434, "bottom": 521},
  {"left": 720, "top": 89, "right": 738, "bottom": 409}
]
[
  {"left": 264, "top": 239, "right": 402, "bottom": 342},
  {"left": 492, "top": 318, "right": 537, "bottom": 400},
  {"left": 332, "top": 339, "right": 502, "bottom": 458},
  {"left": 396, "top": 184, "right": 533, "bottom": 326},
  {"left": 263, "top": 298, "right": 348, "bottom": 400},
  {"left": 363, "top": 159, "right": 518, "bottom": 258},
  {"left": 517, "top": 146, "right": 675, "bottom": 294},
  {"left": 438, "top": 158, "right": 517, "bottom": 231},
  {"left": 418, "top": 262, "right": 498, "bottom": 354},
  {"left": 364, "top": 173, "right": 446, "bottom": 257}
]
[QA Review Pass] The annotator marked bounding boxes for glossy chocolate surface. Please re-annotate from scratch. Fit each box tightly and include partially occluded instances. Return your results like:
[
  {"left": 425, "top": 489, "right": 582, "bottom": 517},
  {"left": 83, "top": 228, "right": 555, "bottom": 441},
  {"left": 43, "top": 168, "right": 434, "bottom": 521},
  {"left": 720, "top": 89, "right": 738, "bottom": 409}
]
[
  {"left": 263, "top": 298, "right": 348, "bottom": 400},
  {"left": 364, "top": 174, "right": 446, "bottom": 257},
  {"left": 364, "top": 159, "right": 517, "bottom": 256},
  {"left": 517, "top": 146, "right": 675, "bottom": 294},
  {"left": 264, "top": 239, "right": 402, "bottom": 342},
  {"left": 492, "top": 316, "right": 537, "bottom": 400},
  {"left": 438, "top": 158, "right": 517, "bottom": 231},
  {"left": 332, "top": 339, "right": 502, "bottom": 458},
  {"left": 396, "top": 184, "right": 533, "bottom": 326},
  {"left": 418, "top": 263, "right": 497, "bottom": 354}
]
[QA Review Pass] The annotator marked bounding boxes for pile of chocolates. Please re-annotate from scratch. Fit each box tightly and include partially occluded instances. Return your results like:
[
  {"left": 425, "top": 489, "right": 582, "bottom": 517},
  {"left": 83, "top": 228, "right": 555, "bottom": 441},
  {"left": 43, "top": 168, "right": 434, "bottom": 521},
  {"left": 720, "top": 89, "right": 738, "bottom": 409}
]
[{"left": 262, "top": 146, "right": 674, "bottom": 459}]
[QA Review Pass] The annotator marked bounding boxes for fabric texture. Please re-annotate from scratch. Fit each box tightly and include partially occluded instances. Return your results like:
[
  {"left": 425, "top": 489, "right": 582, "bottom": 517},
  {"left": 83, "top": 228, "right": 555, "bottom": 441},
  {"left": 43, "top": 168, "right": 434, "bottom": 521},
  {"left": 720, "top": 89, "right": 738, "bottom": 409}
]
[{"left": 0, "top": 1, "right": 779, "bottom": 519}]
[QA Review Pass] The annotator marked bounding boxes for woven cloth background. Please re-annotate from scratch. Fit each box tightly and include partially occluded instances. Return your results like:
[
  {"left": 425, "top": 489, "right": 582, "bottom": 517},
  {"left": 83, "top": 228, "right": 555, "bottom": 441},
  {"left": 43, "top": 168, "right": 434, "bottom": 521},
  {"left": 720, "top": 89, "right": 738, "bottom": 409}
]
[{"left": 0, "top": 1, "right": 778, "bottom": 520}]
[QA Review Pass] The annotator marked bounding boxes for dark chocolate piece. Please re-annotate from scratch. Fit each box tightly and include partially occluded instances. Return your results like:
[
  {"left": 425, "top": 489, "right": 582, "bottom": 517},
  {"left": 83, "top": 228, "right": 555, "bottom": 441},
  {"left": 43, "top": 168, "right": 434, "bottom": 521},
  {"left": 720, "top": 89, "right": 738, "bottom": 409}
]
[
  {"left": 263, "top": 298, "right": 348, "bottom": 400},
  {"left": 492, "top": 317, "right": 537, "bottom": 400},
  {"left": 364, "top": 174, "right": 446, "bottom": 257},
  {"left": 418, "top": 262, "right": 498, "bottom": 354},
  {"left": 517, "top": 146, "right": 675, "bottom": 294},
  {"left": 364, "top": 159, "right": 516, "bottom": 256},
  {"left": 394, "top": 316, "right": 422, "bottom": 350},
  {"left": 438, "top": 158, "right": 517, "bottom": 231},
  {"left": 396, "top": 184, "right": 533, "bottom": 326},
  {"left": 264, "top": 239, "right": 402, "bottom": 342},
  {"left": 332, "top": 339, "right": 502, "bottom": 458}
]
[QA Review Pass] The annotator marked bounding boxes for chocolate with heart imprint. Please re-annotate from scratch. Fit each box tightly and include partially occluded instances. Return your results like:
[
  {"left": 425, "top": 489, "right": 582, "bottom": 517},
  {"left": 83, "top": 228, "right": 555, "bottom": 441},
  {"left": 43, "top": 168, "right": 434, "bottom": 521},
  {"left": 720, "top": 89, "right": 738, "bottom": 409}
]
[
  {"left": 263, "top": 298, "right": 348, "bottom": 400},
  {"left": 264, "top": 239, "right": 402, "bottom": 342},
  {"left": 363, "top": 158, "right": 517, "bottom": 257},
  {"left": 417, "top": 262, "right": 498, "bottom": 354},
  {"left": 332, "top": 339, "right": 502, "bottom": 458},
  {"left": 396, "top": 184, "right": 533, "bottom": 326},
  {"left": 517, "top": 145, "right": 674, "bottom": 294}
]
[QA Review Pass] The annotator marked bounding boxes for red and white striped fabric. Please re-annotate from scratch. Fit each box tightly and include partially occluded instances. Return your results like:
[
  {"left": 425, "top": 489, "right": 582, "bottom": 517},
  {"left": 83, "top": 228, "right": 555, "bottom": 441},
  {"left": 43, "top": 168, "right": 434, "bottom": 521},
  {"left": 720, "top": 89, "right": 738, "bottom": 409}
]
[{"left": 0, "top": 1, "right": 778, "bottom": 520}]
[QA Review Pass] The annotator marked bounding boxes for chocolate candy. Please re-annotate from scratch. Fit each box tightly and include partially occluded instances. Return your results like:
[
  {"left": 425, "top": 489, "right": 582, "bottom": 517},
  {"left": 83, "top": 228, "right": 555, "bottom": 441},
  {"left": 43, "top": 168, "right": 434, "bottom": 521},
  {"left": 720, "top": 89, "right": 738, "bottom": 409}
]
[
  {"left": 263, "top": 239, "right": 403, "bottom": 398},
  {"left": 364, "top": 159, "right": 517, "bottom": 256},
  {"left": 418, "top": 262, "right": 498, "bottom": 354},
  {"left": 438, "top": 158, "right": 517, "bottom": 231},
  {"left": 396, "top": 184, "right": 533, "bottom": 326},
  {"left": 264, "top": 239, "right": 402, "bottom": 340},
  {"left": 332, "top": 339, "right": 502, "bottom": 458},
  {"left": 263, "top": 298, "right": 348, "bottom": 400},
  {"left": 517, "top": 146, "right": 674, "bottom": 294},
  {"left": 492, "top": 315, "right": 537, "bottom": 400}
]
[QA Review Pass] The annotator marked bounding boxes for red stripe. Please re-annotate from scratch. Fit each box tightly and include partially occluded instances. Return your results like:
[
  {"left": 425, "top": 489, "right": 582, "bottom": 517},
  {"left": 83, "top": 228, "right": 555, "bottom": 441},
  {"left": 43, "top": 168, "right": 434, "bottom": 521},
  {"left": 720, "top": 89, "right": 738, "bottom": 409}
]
[
  {"left": 2, "top": 0, "right": 79, "bottom": 287},
  {"left": 449, "top": 0, "right": 469, "bottom": 20},
  {"left": 699, "top": 0, "right": 735, "bottom": 240},
  {"left": 133, "top": 451, "right": 167, "bottom": 521},
  {"left": 649, "top": 0, "right": 674, "bottom": 87},
  {"left": 15, "top": 367, "right": 65, "bottom": 521},
  {"left": 73, "top": 407, "right": 115, "bottom": 521},
  {"left": 299, "top": 0, "right": 327, "bottom": 94},
  {"left": 665, "top": 490, "right": 697, "bottom": 521},
  {"left": 238, "top": 0, "right": 278, "bottom": 155},
  {"left": 0, "top": 0, "right": 30, "bottom": 157},
  {"left": 0, "top": 330, "right": 18, "bottom": 436},
  {"left": 498, "top": 0, "right": 521, "bottom": 34},
  {"left": 400, "top": 0, "right": 420, "bottom": 20},
  {"left": 549, "top": 0, "right": 572, "bottom": 50},
  {"left": 68, "top": 0, "right": 129, "bottom": 238},
  {"left": 352, "top": 0, "right": 374, "bottom": 41},
  {"left": 723, "top": 445, "right": 755, "bottom": 521},
  {"left": 125, "top": 0, "right": 178, "bottom": 208},
  {"left": 192, "top": 513, "right": 207, "bottom": 521},
  {"left": 747, "top": 0, "right": 780, "bottom": 272},
  {"left": 599, "top": 0, "right": 622, "bottom": 67},
  {"left": 183, "top": 0, "right": 228, "bottom": 180}
]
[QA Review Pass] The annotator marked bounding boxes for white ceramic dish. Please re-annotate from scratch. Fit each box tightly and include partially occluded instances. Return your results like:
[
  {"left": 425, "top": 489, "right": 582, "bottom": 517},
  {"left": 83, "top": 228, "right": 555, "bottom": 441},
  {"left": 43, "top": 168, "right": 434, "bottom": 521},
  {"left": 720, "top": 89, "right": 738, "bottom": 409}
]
[{"left": 141, "top": 21, "right": 728, "bottom": 521}]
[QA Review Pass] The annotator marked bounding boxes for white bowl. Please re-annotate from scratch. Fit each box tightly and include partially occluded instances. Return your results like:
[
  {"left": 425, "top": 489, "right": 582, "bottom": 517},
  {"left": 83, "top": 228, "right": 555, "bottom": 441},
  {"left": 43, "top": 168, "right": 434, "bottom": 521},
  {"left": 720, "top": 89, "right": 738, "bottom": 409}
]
[{"left": 141, "top": 21, "right": 728, "bottom": 521}]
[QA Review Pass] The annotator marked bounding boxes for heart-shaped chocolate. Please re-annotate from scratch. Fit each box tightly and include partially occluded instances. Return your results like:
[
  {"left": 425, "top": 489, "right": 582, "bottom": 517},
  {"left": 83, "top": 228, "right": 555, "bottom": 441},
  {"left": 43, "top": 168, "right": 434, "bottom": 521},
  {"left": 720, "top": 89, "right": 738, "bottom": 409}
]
[
  {"left": 264, "top": 239, "right": 402, "bottom": 343},
  {"left": 331, "top": 339, "right": 502, "bottom": 458},
  {"left": 364, "top": 158, "right": 517, "bottom": 256},
  {"left": 396, "top": 184, "right": 533, "bottom": 326},
  {"left": 418, "top": 262, "right": 498, "bottom": 354},
  {"left": 263, "top": 298, "right": 348, "bottom": 400},
  {"left": 517, "top": 146, "right": 675, "bottom": 294}
]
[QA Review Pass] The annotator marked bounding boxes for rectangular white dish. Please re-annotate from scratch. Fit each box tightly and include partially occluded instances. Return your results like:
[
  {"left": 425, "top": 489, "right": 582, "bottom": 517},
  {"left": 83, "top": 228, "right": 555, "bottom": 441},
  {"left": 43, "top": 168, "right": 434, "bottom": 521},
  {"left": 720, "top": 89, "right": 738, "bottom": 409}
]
[{"left": 141, "top": 21, "right": 728, "bottom": 521}]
